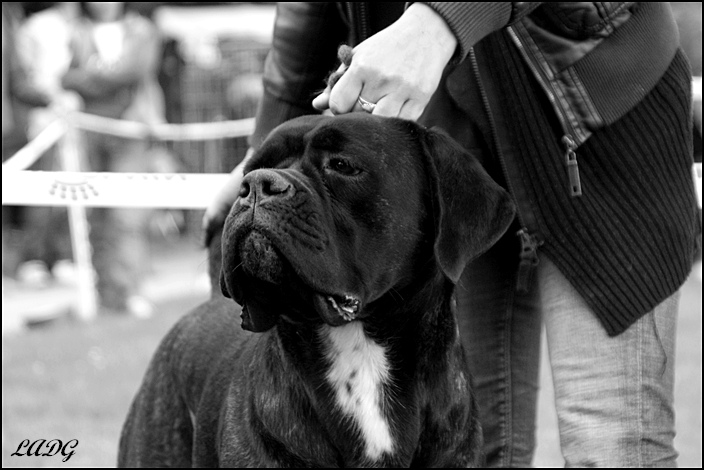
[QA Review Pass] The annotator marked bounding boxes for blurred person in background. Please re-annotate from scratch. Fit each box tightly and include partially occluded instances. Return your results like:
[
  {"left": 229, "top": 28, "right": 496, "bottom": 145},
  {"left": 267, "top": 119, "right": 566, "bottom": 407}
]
[
  {"left": 1, "top": 3, "right": 25, "bottom": 157},
  {"left": 60, "top": 1, "right": 167, "bottom": 317},
  {"left": 7, "top": 2, "right": 81, "bottom": 285},
  {"left": 14, "top": 2, "right": 81, "bottom": 134},
  {"left": 2, "top": 2, "right": 27, "bottom": 279}
]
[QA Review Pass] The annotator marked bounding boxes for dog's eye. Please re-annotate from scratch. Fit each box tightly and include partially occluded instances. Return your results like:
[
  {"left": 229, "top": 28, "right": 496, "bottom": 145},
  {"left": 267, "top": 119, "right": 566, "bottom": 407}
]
[{"left": 326, "top": 158, "right": 360, "bottom": 176}]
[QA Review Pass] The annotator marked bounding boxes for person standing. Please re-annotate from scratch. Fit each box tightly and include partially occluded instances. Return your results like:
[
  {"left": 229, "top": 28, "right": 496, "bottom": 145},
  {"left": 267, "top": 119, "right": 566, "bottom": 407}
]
[
  {"left": 61, "top": 2, "right": 164, "bottom": 316},
  {"left": 204, "top": 3, "right": 701, "bottom": 466}
]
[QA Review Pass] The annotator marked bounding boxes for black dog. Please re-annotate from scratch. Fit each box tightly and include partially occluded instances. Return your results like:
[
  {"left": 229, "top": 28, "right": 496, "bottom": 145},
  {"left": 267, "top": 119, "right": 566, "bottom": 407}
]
[{"left": 118, "top": 113, "right": 515, "bottom": 467}]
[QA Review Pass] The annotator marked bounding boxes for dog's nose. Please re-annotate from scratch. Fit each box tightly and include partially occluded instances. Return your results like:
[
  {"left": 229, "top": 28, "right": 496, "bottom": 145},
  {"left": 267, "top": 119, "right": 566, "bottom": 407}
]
[{"left": 240, "top": 170, "right": 293, "bottom": 202}]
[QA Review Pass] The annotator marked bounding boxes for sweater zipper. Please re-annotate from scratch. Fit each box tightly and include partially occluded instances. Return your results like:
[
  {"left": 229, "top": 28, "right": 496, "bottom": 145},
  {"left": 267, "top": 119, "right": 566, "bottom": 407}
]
[
  {"left": 470, "top": 49, "right": 542, "bottom": 293},
  {"left": 507, "top": 26, "right": 583, "bottom": 198},
  {"left": 562, "top": 134, "right": 582, "bottom": 196}
]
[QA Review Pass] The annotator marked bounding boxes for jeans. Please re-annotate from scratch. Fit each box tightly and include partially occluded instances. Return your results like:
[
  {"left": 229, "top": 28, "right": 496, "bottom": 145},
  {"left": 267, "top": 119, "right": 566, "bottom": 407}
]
[
  {"left": 456, "top": 234, "right": 679, "bottom": 467},
  {"left": 85, "top": 133, "right": 152, "bottom": 311}
]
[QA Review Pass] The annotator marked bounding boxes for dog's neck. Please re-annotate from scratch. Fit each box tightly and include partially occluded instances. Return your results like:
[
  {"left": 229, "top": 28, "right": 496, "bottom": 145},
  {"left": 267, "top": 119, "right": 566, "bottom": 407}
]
[
  {"left": 211, "top": 235, "right": 466, "bottom": 466},
  {"left": 259, "top": 268, "right": 462, "bottom": 467}
]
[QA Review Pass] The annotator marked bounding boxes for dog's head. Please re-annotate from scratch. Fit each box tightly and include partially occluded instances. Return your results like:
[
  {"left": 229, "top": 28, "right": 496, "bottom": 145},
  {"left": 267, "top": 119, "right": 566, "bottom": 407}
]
[{"left": 219, "top": 113, "right": 514, "bottom": 332}]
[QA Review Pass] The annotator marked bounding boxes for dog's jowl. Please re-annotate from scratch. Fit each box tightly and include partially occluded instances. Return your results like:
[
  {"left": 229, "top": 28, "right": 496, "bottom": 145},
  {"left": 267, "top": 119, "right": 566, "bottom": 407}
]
[{"left": 118, "top": 113, "right": 515, "bottom": 467}]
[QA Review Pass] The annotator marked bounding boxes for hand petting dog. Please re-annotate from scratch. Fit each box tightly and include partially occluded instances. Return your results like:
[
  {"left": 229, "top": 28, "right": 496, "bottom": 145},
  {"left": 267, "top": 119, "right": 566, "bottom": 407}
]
[{"left": 312, "top": 3, "right": 456, "bottom": 120}]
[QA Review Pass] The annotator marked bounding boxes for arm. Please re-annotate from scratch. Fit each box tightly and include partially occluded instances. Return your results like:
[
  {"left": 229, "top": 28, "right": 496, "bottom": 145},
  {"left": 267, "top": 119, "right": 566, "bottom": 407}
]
[
  {"left": 423, "top": 2, "right": 540, "bottom": 63},
  {"left": 250, "top": 2, "right": 348, "bottom": 149},
  {"left": 202, "top": 148, "right": 254, "bottom": 247},
  {"left": 313, "top": 2, "right": 540, "bottom": 120}
]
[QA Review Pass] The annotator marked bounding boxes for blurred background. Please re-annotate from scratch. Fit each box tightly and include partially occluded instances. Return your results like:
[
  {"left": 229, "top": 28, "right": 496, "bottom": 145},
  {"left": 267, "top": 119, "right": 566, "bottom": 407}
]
[{"left": 1, "top": 2, "right": 701, "bottom": 467}]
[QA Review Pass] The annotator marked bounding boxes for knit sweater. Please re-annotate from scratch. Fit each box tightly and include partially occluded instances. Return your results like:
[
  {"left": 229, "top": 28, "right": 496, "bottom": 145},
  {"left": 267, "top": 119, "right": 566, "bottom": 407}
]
[{"left": 472, "top": 32, "right": 700, "bottom": 335}]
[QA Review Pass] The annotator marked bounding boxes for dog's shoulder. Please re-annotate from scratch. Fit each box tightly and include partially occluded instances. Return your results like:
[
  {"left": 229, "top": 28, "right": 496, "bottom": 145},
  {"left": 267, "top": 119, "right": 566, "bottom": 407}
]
[
  {"left": 119, "top": 298, "right": 248, "bottom": 467},
  {"left": 169, "top": 297, "right": 242, "bottom": 349},
  {"left": 131, "top": 297, "right": 246, "bottom": 418}
]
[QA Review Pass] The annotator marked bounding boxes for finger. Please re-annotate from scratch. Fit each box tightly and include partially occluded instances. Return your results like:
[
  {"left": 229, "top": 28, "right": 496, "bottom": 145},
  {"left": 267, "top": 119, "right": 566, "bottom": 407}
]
[
  {"left": 351, "top": 98, "right": 366, "bottom": 113},
  {"left": 397, "top": 99, "right": 426, "bottom": 121},
  {"left": 371, "top": 94, "right": 404, "bottom": 118},
  {"left": 313, "top": 62, "right": 348, "bottom": 110},
  {"left": 326, "top": 62, "right": 349, "bottom": 90},
  {"left": 328, "top": 68, "right": 364, "bottom": 115},
  {"left": 312, "top": 90, "right": 330, "bottom": 111},
  {"left": 351, "top": 93, "right": 379, "bottom": 113}
]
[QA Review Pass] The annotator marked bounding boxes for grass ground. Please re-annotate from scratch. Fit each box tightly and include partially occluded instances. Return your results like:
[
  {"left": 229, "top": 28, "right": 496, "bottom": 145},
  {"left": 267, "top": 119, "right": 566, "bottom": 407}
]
[
  {"left": 2, "top": 294, "right": 206, "bottom": 467},
  {"left": 2, "top": 239, "right": 701, "bottom": 467}
]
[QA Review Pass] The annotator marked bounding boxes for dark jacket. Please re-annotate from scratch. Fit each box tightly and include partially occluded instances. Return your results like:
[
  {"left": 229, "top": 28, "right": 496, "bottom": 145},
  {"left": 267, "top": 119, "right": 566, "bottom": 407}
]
[{"left": 251, "top": 2, "right": 701, "bottom": 335}]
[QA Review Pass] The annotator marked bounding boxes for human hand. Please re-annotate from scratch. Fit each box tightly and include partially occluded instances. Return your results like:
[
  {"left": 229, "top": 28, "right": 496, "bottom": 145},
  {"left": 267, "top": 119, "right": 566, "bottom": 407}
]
[
  {"left": 312, "top": 3, "right": 457, "bottom": 120},
  {"left": 201, "top": 147, "right": 254, "bottom": 247}
]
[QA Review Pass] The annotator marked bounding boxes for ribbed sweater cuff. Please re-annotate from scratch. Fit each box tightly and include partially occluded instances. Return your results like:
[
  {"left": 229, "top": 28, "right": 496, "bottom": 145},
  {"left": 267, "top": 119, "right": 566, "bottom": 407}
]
[{"left": 423, "top": 2, "right": 512, "bottom": 62}]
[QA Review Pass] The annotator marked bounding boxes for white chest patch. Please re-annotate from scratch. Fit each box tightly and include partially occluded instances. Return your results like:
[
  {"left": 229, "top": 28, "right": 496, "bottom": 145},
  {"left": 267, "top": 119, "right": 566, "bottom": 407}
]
[{"left": 320, "top": 322, "right": 393, "bottom": 460}]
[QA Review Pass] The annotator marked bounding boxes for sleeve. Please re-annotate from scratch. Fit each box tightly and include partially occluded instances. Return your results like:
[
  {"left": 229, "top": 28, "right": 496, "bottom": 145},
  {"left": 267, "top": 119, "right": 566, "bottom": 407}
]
[
  {"left": 422, "top": 2, "right": 542, "bottom": 62},
  {"left": 250, "top": 2, "right": 348, "bottom": 149}
]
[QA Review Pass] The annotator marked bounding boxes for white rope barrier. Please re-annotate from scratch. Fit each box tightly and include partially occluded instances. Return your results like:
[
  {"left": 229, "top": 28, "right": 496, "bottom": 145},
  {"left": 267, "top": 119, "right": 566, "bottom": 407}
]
[
  {"left": 2, "top": 113, "right": 255, "bottom": 173},
  {"left": 58, "top": 124, "right": 98, "bottom": 320},
  {"left": 71, "top": 112, "right": 255, "bottom": 141},
  {"left": 3, "top": 112, "right": 254, "bottom": 323},
  {"left": 2, "top": 112, "right": 250, "bottom": 209},
  {"left": 2, "top": 113, "right": 255, "bottom": 209},
  {"left": 1, "top": 79, "right": 702, "bottom": 324},
  {"left": 2, "top": 171, "right": 231, "bottom": 209},
  {"left": 2, "top": 119, "right": 68, "bottom": 172}
]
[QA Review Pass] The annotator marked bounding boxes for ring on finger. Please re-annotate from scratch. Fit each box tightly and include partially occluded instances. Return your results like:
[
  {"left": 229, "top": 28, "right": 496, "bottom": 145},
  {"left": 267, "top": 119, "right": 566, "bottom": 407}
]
[{"left": 357, "top": 96, "right": 377, "bottom": 113}]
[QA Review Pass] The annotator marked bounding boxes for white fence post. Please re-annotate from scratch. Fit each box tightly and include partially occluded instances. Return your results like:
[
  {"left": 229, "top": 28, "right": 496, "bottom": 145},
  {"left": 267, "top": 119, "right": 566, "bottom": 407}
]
[
  {"left": 59, "top": 119, "right": 98, "bottom": 320},
  {"left": 2, "top": 114, "right": 253, "bottom": 329}
]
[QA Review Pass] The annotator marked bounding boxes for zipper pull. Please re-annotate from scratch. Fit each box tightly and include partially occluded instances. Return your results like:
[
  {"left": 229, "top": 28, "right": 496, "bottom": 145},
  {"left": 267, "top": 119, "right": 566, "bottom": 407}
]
[
  {"left": 516, "top": 228, "right": 540, "bottom": 293},
  {"left": 562, "top": 135, "right": 582, "bottom": 197}
]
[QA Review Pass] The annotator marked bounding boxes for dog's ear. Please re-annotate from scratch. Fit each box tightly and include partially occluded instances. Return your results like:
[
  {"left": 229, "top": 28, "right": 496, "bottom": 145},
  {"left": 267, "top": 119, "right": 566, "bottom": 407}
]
[{"left": 421, "top": 127, "right": 516, "bottom": 283}]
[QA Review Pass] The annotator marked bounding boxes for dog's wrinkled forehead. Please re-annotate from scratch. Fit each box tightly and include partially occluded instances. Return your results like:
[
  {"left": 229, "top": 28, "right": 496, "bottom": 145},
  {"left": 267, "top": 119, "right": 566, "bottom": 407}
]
[{"left": 245, "top": 114, "right": 419, "bottom": 172}]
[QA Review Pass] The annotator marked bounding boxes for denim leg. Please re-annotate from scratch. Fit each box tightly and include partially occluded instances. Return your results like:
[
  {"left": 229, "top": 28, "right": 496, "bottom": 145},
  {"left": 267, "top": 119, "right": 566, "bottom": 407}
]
[
  {"left": 456, "top": 234, "right": 543, "bottom": 467},
  {"left": 540, "top": 257, "right": 678, "bottom": 467},
  {"left": 86, "top": 134, "right": 151, "bottom": 311}
]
